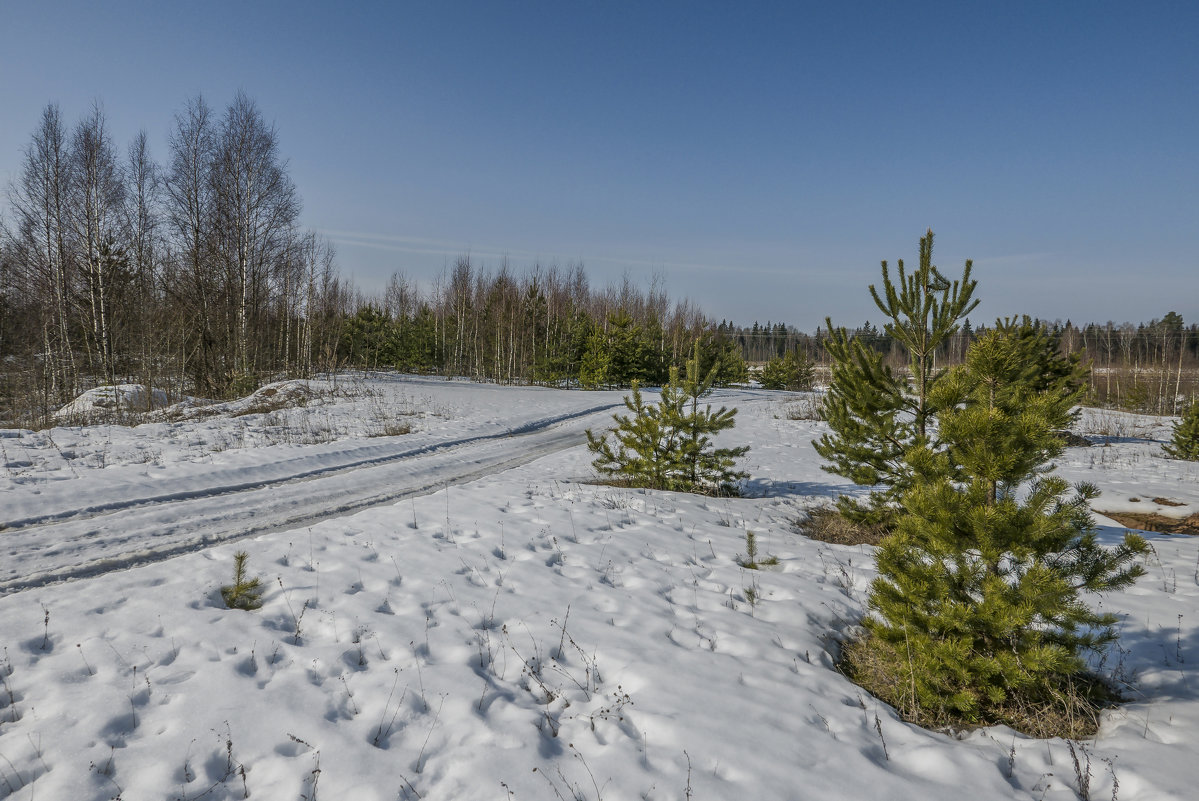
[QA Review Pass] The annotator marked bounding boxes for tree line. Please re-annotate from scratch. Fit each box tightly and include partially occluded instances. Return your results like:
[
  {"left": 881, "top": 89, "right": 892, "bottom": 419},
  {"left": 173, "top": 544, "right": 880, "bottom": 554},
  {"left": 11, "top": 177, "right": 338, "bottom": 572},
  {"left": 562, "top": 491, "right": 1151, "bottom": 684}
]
[
  {"left": 339, "top": 262, "right": 747, "bottom": 389},
  {"left": 3, "top": 95, "right": 1191, "bottom": 427},
  {"left": 728, "top": 311, "right": 1199, "bottom": 413},
  {"left": 0, "top": 94, "right": 348, "bottom": 424},
  {"left": 0, "top": 95, "right": 756, "bottom": 426}
]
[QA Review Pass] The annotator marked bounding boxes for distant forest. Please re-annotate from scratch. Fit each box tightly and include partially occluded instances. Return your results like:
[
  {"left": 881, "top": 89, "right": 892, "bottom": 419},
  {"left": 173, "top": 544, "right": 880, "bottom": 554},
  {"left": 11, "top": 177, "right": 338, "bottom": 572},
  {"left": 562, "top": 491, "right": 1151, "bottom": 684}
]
[{"left": 1, "top": 96, "right": 1195, "bottom": 425}]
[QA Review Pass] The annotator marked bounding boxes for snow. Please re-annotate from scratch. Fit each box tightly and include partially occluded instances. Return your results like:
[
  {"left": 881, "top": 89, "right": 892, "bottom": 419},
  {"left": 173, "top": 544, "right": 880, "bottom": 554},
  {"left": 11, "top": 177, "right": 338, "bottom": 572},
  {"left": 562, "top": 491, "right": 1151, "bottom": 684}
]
[
  {"left": 53, "top": 384, "right": 177, "bottom": 421},
  {"left": 1, "top": 376, "right": 1198, "bottom": 800}
]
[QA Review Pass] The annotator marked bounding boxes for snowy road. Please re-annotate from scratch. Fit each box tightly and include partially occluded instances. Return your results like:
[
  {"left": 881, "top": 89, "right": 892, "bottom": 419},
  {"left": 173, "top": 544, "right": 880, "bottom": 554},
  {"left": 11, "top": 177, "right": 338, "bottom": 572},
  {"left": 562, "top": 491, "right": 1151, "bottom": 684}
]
[{"left": 0, "top": 402, "right": 621, "bottom": 594}]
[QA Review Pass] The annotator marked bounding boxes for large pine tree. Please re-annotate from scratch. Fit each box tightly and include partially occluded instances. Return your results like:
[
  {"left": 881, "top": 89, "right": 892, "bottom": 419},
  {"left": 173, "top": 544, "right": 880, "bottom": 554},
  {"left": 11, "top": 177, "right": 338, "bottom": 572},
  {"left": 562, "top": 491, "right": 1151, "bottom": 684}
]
[{"left": 846, "top": 326, "right": 1146, "bottom": 736}]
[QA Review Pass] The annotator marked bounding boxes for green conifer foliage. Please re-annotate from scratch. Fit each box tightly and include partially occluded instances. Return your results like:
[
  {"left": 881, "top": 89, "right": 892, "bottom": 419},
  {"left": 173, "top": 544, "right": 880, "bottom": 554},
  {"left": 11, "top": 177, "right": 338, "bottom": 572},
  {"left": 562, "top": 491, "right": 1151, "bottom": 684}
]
[
  {"left": 586, "top": 382, "right": 680, "bottom": 487},
  {"left": 696, "top": 330, "right": 749, "bottom": 387},
  {"left": 869, "top": 230, "right": 979, "bottom": 438},
  {"left": 578, "top": 328, "right": 612, "bottom": 389},
  {"left": 814, "top": 230, "right": 978, "bottom": 524},
  {"left": 1163, "top": 401, "right": 1199, "bottom": 460},
  {"left": 606, "top": 309, "right": 655, "bottom": 387},
  {"left": 813, "top": 324, "right": 913, "bottom": 523},
  {"left": 578, "top": 309, "right": 671, "bottom": 389},
  {"left": 672, "top": 343, "right": 750, "bottom": 491},
  {"left": 221, "top": 551, "right": 265, "bottom": 611},
  {"left": 854, "top": 328, "right": 1147, "bottom": 731},
  {"left": 997, "top": 315, "right": 1090, "bottom": 398},
  {"left": 586, "top": 346, "right": 748, "bottom": 494},
  {"left": 760, "top": 349, "right": 815, "bottom": 391}
]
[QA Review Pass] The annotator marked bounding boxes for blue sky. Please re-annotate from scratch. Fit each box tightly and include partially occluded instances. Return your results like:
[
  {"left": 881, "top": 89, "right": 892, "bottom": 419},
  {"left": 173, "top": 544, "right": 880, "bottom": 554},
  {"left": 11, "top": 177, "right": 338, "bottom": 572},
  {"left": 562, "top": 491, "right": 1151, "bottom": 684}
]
[{"left": 2, "top": 1, "right": 1196, "bottom": 330}]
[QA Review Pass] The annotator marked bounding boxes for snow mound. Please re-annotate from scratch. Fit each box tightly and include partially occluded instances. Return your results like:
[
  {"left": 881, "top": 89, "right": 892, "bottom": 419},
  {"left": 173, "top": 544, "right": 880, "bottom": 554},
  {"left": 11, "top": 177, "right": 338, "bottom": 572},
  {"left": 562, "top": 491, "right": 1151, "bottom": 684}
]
[
  {"left": 54, "top": 384, "right": 172, "bottom": 420},
  {"left": 209, "top": 380, "right": 325, "bottom": 417}
]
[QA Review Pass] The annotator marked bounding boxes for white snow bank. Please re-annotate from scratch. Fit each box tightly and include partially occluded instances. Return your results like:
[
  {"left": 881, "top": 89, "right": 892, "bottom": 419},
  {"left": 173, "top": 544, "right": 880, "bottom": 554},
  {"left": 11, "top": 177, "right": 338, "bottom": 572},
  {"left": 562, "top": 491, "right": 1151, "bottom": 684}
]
[{"left": 53, "top": 384, "right": 174, "bottom": 420}]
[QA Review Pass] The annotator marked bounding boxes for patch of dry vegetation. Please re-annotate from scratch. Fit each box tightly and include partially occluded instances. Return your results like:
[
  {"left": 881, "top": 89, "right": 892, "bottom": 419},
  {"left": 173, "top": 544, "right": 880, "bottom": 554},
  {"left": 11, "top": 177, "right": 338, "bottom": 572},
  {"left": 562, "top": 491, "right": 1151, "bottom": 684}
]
[
  {"left": 1101, "top": 511, "right": 1199, "bottom": 535},
  {"left": 795, "top": 507, "right": 889, "bottom": 546},
  {"left": 230, "top": 383, "right": 322, "bottom": 417},
  {"left": 781, "top": 396, "right": 824, "bottom": 421},
  {"left": 839, "top": 633, "right": 1119, "bottom": 740}
]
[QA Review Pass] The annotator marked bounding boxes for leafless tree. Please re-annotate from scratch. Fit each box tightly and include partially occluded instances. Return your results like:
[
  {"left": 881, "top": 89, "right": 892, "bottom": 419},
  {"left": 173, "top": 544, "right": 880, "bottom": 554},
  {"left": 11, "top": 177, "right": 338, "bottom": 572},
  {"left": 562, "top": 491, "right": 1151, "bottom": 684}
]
[
  {"left": 125, "top": 129, "right": 162, "bottom": 404},
  {"left": 8, "top": 104, "right": 77, "bottom": 407},
  {"left": 294, "top": 230, "right": 336, "bottom": 377},
  {"left": 211, "top": 91, "right": 299, "bottom": 383},
  {"left": 69, "top": 103, "right": 126, "bottom": 383},
  {"left": 164, "top": 96, "right": 219, "bottom": 392}
]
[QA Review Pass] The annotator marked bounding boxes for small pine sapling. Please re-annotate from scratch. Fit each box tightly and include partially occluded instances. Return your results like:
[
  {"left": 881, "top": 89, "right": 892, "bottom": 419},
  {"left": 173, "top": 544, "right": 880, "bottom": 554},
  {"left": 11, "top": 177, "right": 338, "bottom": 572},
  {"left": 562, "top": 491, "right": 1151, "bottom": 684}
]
[
  {"left": 672, "top": 342, "right": 750, "bottom": 493},
  {"left": 1163, "top": 401, "right": 1199, "bottom": 461},
  {"left": 586, "top": 381, "right": 681, "bottom": 489},
  {"left": 221, "top": 551, "right": 265, "bottom": 611},
  {"left": 586, "top": 343, "right": 749, "bottom": 495},
  {"left": 743, "top": 582, "right": 759, "bottom": 610},
  {"left": 736, "top": 530, "right": 779, "bottom": 569}
]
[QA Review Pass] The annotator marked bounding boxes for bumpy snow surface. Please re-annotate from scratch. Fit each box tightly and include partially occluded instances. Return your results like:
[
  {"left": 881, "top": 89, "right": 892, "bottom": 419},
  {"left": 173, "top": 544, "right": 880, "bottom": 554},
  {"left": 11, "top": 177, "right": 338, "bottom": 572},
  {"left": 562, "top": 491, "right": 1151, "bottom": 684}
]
[{"left": 0, "top": 376, "right": 1197, "bottom": 800}]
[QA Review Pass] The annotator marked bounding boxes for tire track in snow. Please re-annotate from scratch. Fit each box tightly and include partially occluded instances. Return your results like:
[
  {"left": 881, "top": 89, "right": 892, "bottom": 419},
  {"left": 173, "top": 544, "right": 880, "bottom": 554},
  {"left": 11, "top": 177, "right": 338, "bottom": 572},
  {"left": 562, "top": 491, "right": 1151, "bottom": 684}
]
[
  {"left": 1, "top": 403, "right": 619, "bottom": 531},
  {"left": 0, "top": 403, "right": 620, "bottom": 595}
]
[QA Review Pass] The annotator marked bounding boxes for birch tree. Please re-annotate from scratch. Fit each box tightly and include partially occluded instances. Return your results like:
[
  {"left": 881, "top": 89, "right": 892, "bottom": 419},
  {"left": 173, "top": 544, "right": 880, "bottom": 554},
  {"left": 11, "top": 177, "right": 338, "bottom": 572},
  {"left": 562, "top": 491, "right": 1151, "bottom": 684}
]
[
  {"left": 69, "top": 103, "right": 126, "bottom": 383},
  {"left": 212, "top": 91, "right": 299, "bottom": 387},
  {"left": 126, "top": 130, "right": 161, "bottom": 404},
  {"left": 164, "top": 96, "right": 221, "bottom": 395},
  {"left": 9, "top": 104, "right": 77, "bottom": 405}
]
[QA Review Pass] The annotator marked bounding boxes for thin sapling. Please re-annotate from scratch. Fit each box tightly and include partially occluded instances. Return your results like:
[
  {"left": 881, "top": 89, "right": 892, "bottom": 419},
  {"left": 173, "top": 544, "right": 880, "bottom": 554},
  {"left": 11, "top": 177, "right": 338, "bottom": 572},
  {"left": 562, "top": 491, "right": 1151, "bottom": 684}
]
[{"left": 221, "top": 551, "right": 265, "bottom": 611}]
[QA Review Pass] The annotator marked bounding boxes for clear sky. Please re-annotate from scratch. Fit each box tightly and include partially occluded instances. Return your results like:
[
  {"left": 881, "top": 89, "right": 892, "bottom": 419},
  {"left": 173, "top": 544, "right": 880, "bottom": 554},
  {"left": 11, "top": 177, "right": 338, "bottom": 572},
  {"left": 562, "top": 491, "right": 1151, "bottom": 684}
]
[{"left": 2, "top": 1, "right": 1196, "bottom": 331}]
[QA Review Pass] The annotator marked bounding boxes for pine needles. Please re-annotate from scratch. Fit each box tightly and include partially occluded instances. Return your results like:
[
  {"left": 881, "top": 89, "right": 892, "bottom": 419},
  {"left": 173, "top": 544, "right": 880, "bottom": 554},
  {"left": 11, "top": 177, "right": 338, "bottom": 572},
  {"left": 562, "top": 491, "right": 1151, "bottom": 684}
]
[
  {"left": 221, "top": 551, "right": 265, "bottom": 611},
  {"left": 586, "top": 343, "right": 748, "bottom": 495}
]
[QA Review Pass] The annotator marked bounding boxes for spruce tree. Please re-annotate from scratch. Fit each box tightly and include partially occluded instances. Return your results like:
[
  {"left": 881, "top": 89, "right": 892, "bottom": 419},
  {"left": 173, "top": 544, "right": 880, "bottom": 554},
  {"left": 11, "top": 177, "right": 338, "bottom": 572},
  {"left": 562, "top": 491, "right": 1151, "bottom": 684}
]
[
  {"left": 1163, "top": 401, "right": 1199, "bottom": 460},
  {"left": 848, "top": 327, "right": 1147, "bottom": 734},
  {"left": 814, "top": 229, "right": 978, "bottom": 525}
]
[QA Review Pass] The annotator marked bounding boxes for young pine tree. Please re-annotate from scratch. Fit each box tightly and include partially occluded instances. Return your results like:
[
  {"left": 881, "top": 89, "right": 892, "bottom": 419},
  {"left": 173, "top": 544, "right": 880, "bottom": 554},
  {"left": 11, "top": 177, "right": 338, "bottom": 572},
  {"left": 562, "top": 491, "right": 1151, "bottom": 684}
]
[
  {"left": 760, "top": 348, "right": 815, "bottom": 391},
  {"left": 578, "top": 328, "right": 611, "bottom": 389},
  {"left": 586, "top": 382, "right": 682, "bottom": 489},
  {"left": 847, "top": 327, "right": 1146, "bottom": 735},
  {"left": 1163, "top": 401, "right": 1199, "bottom": 460},
  {"left": 586, "top": 346, "right": 748, "bottom": 494},
  {"left": 814, "top": 230, "right": 978, "bottom": 526},
  {"left": 221, "top": 551, "right": 265, "bottom": 611},
  {"left": 670, "top": 343, "right": 749, "bottom": 492},
  {"left": 696, "top": 330, "right": 750, "bottom": 387}
]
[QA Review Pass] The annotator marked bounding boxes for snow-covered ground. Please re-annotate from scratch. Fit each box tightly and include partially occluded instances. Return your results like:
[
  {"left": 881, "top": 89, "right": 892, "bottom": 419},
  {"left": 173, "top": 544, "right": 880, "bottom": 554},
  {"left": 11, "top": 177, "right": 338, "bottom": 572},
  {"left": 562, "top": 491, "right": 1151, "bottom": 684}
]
[{"left": 0, "top": 376, "right": 1197, "bottom": 800}]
